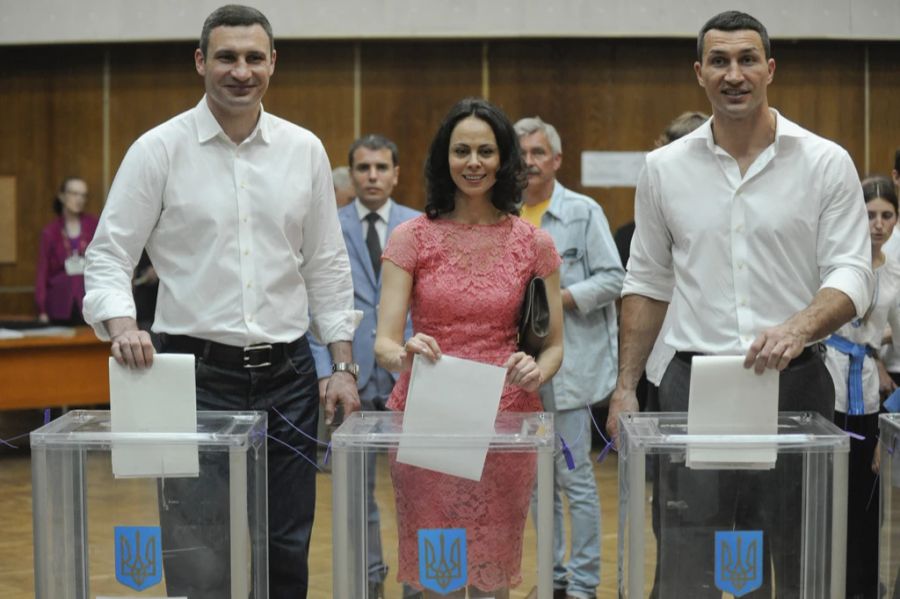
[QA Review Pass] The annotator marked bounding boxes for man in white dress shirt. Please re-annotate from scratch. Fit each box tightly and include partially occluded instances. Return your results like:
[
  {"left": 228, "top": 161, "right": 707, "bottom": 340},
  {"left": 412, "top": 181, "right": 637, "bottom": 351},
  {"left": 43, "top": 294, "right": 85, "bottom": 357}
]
[
  {"left": 83, "top": 5, "right": 360, "bottom": 598},
  {"left": 606, "top": 10, "right": 873, "bottom": 598}
]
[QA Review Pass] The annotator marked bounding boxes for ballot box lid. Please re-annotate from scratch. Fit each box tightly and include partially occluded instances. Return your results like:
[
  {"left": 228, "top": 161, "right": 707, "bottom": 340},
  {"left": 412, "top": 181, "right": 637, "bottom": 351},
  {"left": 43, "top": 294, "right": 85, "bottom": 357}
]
[
  {"left": 330, "top": 410, "right": 554, "bottom": 450},
  {"left": 618, "top": 411, "right": 850, "bottom": 454},
  {"left": 29, "top": 409, "right": 266, "bottom": 450}
]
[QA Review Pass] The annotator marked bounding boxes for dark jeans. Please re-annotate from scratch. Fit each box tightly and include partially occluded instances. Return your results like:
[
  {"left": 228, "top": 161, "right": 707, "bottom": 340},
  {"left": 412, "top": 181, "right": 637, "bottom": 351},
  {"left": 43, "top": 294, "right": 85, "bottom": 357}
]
[
  {"left": 157, "top": 335, "right": 320, "bottom": 599},
  {"left": 834, "top": 411, "right": 879, "bottom": 598},
  {"left": 650, "top": 352, "right": 835, "bottom": 599}
]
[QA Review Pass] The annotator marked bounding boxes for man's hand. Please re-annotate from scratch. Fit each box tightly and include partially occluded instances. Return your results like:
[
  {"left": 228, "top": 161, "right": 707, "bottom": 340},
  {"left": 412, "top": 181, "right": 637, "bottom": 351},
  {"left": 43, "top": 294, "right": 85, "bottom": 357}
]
[
  {"left": 743, "top": 323, "right": 808, "bottom": 374},
  {"left": 877, "top": 359, "right": 897, "bottom": 398},
  {"left": 106, "top": 317, "right": 154, "bottom": 369},
  {"left": 561, "top": 289, "right": 577, "bottom": 311},
  {"left": 322, "top": 372, "right": 360, "bottom": 426},
  {"left": 606, "top": 387, "right": 640, "bottom": 448}
]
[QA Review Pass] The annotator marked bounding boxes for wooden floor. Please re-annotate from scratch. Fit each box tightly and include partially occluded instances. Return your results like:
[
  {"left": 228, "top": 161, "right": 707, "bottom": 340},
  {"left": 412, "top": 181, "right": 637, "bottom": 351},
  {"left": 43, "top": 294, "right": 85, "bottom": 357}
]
[{"left": 0, "top": 420, "right": 636, "bottom": 598}]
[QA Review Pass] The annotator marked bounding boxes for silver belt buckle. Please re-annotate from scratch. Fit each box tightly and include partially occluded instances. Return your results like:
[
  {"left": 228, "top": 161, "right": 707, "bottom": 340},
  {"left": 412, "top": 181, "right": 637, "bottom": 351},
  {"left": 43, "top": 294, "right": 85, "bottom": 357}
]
[{"left": 243, "top": 343, "right": 273, "bottom": 369}]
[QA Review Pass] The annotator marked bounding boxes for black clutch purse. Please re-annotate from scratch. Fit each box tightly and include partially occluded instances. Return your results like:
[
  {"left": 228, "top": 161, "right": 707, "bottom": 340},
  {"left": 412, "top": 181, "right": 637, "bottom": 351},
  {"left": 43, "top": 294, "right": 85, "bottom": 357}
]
[{"left": 518, "top": 276, "right": 550, "bottom": 356}]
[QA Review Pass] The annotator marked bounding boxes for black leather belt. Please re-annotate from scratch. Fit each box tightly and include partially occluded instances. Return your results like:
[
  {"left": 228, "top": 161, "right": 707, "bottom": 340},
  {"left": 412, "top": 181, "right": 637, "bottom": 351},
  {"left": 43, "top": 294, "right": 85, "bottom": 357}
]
[
  {"left": 161, "top": 334, "right": 301, "bottom": 369},
  {"left": 674, "top": 343, "right": 825, "bottom": 369}
]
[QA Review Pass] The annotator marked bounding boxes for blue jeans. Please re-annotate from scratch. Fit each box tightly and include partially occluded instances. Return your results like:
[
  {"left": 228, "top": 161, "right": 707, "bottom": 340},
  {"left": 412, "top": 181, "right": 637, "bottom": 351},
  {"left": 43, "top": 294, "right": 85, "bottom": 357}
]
[
  {"left": 157, "top": 335, "right": 320, "bottom": 599},
  {"left": 534, "top": 406, "right": 602, "bottom": 598}
]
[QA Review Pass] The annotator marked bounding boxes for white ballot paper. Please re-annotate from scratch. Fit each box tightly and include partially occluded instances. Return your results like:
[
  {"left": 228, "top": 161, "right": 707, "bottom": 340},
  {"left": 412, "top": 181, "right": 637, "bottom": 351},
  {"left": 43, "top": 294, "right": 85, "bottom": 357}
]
[
  {"left": 396, "top": 354, "right": 506, "bottom": 481},
  {"left": 686, "top": 355, "right": 779, "bottom": 469},
  {"left": 109, "top": 355, "right": 199, "bottom": 478}
]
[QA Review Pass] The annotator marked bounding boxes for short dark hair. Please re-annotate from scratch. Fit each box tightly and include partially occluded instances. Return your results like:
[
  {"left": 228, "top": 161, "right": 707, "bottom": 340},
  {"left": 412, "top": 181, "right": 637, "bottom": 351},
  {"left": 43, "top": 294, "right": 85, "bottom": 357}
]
[
  {"left": 697, "top": 11, "right": 771, "bottom": 61},
  {"left": 894, "top": 148, "right": 900, "bottom": 174},
  {"left": 52, "top": 176, "right": 85, "bottom": 215},
  {"left": 348, "top": 134, "right": 399, "bottom": 168},
  {"left": 424, "top": 98, "right": 525, "bottom": 220},
  {"left": 199, "top": 5, "right": 274, "bottom": 58},
  {"left": 863, "top": 175, "right": 898, "bottom": 211}
]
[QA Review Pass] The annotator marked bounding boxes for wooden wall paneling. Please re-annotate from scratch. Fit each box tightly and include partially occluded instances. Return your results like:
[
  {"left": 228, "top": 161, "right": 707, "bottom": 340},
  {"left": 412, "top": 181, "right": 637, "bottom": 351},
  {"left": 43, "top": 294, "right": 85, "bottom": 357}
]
[
  {"left": 262, "top": 41, "right": 356, "bottom": 171},
  {"left": 601, "top": 40, "right": 710, "bottom": 231},
  {"left": 869, "top": 42, "right": 900, "bottom": 177},
  {"left": 491, "top": 39, "right": 709, "bottom": 232},
  {"left": 0, "top": 177, "right": 16, "bottom": 264},
  {"left": 108, "top": 42, "right": 202, "bottom": 181},
  {"left": 0, "top": 45, "right": 105, "bottom": 316},
  {"left": 359, "top": 41, "right": 484, "bottom": 211},
  {"left": 490, "top": 39, "right": 614, "bottom": 219},
  {"left": 767, "top": 41, "right": 866, "bottom": 173}
]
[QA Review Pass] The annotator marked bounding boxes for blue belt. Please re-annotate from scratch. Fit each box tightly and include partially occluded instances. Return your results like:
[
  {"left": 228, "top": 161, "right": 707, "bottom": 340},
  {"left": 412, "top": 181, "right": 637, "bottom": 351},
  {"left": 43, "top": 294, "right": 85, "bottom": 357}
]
[{"left": 825, "top": 334, "right": 868, "bottom": 416}]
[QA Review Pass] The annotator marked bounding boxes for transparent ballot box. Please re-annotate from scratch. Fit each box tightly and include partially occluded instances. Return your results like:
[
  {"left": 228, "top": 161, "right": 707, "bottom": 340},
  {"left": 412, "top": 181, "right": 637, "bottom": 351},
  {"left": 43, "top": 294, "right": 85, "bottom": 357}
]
[
  {"left": 617, "top": 412, "right": 849, "bottom": 598},
  {"left": 30, "top": 410, "right": 267, "bottom": 599},
  {"left": 880, "top": 413, "right": 900, "bottom": 596},
  {"left": 330, "top": 411, "right": 555, "bottom": 598}
]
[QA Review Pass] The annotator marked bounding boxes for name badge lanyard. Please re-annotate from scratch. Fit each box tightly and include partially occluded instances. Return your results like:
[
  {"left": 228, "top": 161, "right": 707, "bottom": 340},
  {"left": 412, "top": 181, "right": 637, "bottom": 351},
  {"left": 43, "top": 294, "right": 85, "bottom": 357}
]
[
  {"left": 61, "top": 222, "right": 88, "bottom": 276},
  {"left": 60, "top": 223, "right": 88, "bottom": 258}
]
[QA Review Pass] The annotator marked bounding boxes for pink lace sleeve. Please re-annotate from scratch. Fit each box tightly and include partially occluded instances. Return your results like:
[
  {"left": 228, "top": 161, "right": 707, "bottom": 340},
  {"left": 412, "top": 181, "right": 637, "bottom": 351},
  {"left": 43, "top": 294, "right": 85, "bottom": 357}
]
[
  {"left": 533, "top": 228, "right": 561, "bottom": 277},
  {"left": 383, "top": 217, "right": 420, "bottom": 274}
]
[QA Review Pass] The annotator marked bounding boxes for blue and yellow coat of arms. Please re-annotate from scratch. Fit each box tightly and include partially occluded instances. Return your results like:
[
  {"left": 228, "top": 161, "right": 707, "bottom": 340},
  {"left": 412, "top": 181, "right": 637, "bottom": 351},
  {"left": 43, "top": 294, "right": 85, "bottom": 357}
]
[
  {"left": 715, "top": 530, "right": 763, "bottom": 597},
  {"left": 418, "top": 528, "right": 467, "bottom": 595},
  {"left": 114, "top": 525, "right": 163, "bottom": 591}
]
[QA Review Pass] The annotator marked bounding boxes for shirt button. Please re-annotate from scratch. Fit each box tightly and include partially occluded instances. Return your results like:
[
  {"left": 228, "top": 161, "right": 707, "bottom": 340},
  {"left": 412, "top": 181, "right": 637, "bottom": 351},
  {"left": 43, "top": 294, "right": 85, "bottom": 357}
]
[
  {"left": 247, "top": 282, "right": 252, "bottom": 289},
  {"left": 244, "top": 250, "right": 249, "bottom": 256}
]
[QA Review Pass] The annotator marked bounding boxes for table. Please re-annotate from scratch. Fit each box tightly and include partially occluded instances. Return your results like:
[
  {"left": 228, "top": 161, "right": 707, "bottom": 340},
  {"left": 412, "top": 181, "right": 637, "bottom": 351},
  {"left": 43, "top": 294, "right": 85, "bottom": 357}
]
[{"left": 0, "top": 327, "right": 110, "bottom": 409}]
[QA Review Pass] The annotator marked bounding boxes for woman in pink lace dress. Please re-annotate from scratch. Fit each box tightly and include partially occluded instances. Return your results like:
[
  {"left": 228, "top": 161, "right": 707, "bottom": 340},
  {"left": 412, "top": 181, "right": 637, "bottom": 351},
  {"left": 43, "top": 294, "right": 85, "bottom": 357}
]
[{"left": 375, "top": 98, "right": 564, "bottom": 598}]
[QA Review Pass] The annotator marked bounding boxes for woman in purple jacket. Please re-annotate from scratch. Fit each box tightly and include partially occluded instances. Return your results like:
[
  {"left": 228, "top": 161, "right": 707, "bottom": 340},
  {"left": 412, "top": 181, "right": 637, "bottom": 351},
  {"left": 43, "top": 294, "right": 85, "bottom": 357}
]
[{"left": 35, "top": 177, "right": 99, "bottom": 325}]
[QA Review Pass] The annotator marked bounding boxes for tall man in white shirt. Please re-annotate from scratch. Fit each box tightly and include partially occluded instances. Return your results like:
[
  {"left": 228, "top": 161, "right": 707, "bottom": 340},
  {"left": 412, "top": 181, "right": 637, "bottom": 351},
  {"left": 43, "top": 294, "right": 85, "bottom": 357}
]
[
  {"left": 311, "top": 134, "right": 421, "bottom": 599},
  {"left": 83, "top": 5, "right": 360, "bottom": 598},
  {"left": 606, "top": 10, "right": 873, "bottom": 598}
]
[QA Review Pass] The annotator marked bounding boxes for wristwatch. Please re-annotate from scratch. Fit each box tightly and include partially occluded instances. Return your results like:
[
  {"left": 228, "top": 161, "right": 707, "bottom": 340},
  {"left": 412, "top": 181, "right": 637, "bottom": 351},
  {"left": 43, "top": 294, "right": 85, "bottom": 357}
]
[{"left": 332, "top": 362, "right": 360, "bottom": 380}]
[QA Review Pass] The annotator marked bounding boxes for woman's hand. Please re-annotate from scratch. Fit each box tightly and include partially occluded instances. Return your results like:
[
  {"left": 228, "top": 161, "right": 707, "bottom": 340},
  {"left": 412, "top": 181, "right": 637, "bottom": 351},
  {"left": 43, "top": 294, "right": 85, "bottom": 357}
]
[
  {"left": 504, "top": 351, "right": 544, "bottom": 393},
  {"left": 392, "top": 333, "right": 442, "bottom": 371}
]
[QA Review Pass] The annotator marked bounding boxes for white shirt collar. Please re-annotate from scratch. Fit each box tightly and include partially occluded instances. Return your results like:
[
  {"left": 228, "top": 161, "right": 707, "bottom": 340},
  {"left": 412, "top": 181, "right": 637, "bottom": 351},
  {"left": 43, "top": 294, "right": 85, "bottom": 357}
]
[
  {"left": 691, "top": 108, "right": 806, "bottom": 155},
  {"left": 354, "top": 198, "right": 393, "bottom": 223},
  {"left": 194, "top": 96, "right": 270, "bottom": 145}
]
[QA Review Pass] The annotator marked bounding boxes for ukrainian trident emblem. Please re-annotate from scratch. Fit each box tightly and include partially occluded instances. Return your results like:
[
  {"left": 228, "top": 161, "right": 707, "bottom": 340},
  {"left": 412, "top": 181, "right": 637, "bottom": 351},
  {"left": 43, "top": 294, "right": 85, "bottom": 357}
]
[
  {"left": 418, "top": 528, "right": 467, "bottom": 594},
  {"left": 114, "top": 526, "right": 162, "bottom": 591},
  {"left": 715, "top": 530, "right": 763, "bottom": 597}
]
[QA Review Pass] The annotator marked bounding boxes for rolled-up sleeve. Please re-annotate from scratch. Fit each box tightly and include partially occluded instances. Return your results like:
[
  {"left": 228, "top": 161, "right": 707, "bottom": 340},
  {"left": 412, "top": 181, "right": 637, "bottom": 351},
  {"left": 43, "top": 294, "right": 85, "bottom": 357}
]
[
  {"left": 567, "top": 203, "right": 625, "bottom": 314},
  {"left": 301, "top": 140, "right": 362, "bottom": 345},
  {"left": 817, "top": 150, "right": 874, "bottom": 318},
  {"left": 621, "top": 163, "right": 676, "bottom": 302},
  {"left": 83, "top": 138, "right": 165, "bottom": 340}
]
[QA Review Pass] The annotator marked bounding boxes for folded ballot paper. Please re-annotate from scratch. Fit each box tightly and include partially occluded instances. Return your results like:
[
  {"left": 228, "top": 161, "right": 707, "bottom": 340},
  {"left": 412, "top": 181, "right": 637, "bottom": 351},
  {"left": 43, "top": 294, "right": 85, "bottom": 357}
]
[
  {"left": 109, "top": 354, "right": 199, "bottom": 478},
  {"left": 686, "top": 355, "right": 779, "bottom": 469},
  {"left": 396, "top": 354, "right": 506, "bottom": 481}
]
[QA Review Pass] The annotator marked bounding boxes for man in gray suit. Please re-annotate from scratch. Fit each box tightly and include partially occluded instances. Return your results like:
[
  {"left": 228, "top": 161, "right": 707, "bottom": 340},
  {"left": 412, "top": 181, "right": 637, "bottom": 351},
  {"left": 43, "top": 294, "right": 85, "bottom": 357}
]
[{"left": 312, "top": 134, "right": 419, "bottom": 599}]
